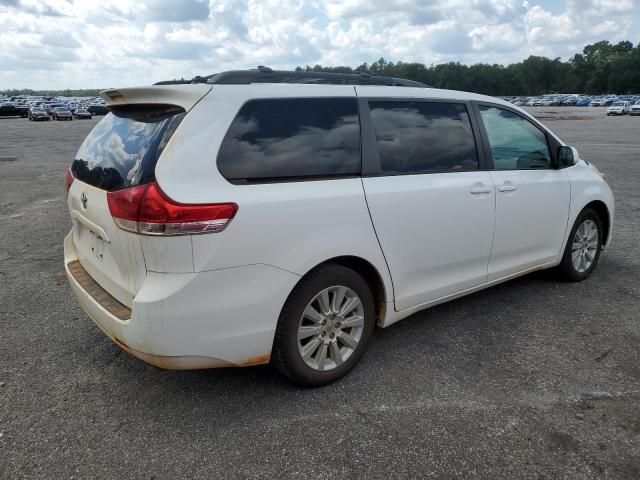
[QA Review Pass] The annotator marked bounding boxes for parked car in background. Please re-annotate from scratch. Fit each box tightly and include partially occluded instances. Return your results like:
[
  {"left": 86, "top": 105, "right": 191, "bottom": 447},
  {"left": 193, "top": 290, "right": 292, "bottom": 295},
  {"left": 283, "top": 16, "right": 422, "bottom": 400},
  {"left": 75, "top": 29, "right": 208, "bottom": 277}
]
[
  {"left": 28, "top": 107, "right": 50, "bottom": 121},
  {"left": 590, "top": 97, "right": 616, "bottom": 107},
  {"left": 73, "top": 108, "right": 92, "bottom": 119},
  {"left": 45, "top": 103, "right": 67, "bottom": 113},
  {"left": 86, "top": 104, "right": 109, "bottom": 115},
  {"left": 576, "top": 98, "right": 592, "bottom": 107},
  {"left": 52, "top": 107, "right": 73, "bottom": 121},
  {"left": 63, "top": 70, "right": 614, "bottom": 386},
  {"left": 607, "top": 101, "right": 632, "bottom": 116},
  {"left": 15, "top": 102, "right": 30, "bottom": 114},
  {"left": 629, "top": 101, "right": 640, "bottom": 116},
  {"left": 0, "top": 102, "right": 29, "bottom": 117}
]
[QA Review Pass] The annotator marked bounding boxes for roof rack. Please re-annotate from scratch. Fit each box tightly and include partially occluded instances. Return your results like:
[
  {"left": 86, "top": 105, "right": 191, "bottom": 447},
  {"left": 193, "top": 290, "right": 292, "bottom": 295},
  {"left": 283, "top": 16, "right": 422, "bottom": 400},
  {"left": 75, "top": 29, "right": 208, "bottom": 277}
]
[{"left": 154, "top": 68, "right": 429, "bottom": 88}]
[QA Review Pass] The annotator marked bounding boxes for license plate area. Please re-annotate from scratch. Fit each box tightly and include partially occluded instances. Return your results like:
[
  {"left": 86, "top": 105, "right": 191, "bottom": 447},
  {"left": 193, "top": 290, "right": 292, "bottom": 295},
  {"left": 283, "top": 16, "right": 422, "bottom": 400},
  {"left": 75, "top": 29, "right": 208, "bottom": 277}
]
[{"left": 76, "top": 222, "right": 108, "bottom": 263}]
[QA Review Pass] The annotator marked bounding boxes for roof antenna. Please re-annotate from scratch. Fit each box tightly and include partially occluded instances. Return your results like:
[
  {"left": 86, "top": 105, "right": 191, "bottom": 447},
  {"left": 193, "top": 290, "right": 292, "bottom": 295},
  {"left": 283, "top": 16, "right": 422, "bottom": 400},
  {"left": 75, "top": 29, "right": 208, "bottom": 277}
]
[{"left": 257, "top": 65, "right": 273, "bottom": 73}]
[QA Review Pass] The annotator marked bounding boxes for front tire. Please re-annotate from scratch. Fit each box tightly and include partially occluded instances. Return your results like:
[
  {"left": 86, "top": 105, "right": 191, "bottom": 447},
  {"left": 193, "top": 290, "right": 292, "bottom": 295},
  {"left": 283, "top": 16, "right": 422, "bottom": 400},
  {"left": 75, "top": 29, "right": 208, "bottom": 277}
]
[
  {"left": 272, "top": 264, "right": 376, "bottom": 386},
  {"left": 557, "top": 208, "right": 603, "bottom": 281}
]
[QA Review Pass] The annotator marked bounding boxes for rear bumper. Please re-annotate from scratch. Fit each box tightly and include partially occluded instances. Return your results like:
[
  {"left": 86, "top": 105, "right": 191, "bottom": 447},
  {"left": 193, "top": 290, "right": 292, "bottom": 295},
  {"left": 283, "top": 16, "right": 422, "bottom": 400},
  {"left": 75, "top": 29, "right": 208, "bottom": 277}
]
[{"left": 64, "top": 232, "right": 300, "bottom": 369}]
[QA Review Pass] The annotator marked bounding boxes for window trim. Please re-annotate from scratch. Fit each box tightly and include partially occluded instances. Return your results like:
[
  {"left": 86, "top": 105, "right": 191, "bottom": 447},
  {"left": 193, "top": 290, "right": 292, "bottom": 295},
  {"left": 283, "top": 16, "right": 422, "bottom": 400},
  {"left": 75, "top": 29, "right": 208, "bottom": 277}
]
[
  {"left": 216, "top": 96, "right": 362, "bottom": 185},
  {"left": 360, "top": 97, "right": 488, "bottom": 177},
  {"left": 471, "top": 101, "right": 562, "bottom": 171}
]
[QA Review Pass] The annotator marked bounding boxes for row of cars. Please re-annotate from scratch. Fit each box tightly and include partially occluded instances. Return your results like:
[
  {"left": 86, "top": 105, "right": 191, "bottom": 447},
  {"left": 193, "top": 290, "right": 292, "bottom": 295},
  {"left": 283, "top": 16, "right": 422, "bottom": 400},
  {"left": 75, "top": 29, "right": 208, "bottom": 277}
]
[
  {"left": 506, "top": 94, "right": 640, "bottom": 115},
  {"left": 27, "top": 106, "right": 94, "bottom": 121},
  {"left": 0, "top": 95, "right": 109, "bottom": 121}
]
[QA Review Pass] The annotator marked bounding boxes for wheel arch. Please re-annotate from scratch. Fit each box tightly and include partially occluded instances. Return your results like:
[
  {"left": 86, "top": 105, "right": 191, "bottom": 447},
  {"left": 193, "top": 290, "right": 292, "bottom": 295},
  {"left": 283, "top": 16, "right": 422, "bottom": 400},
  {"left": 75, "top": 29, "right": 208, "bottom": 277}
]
[
  {"left": 300, "top": 255, "right": 389, "bottom": 328},
  {"left": 583, "top": 200, "right": 611, "bottom": 246}
]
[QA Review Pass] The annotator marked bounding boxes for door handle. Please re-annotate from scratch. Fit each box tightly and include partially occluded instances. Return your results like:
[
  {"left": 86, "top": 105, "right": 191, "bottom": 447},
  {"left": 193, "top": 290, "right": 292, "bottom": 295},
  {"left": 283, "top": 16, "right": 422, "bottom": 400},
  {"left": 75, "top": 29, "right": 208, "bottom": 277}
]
[
  {"left": 470, "top": 184, "right": 492, "bottom": 195},
  {"left": 498, "top": 182, "right": 518, "bottom": 192}
]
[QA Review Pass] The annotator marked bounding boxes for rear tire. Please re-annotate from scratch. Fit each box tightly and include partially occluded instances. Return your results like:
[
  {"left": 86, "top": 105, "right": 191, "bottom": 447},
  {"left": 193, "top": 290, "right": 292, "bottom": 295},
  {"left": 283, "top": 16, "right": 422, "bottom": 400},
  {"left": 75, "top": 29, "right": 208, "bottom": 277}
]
[
  {"left": 556, "top": 208, "right": 603, "bottom": 282},
  {"left": 272, "top": 264, "right": 376, "bottom": 386}
]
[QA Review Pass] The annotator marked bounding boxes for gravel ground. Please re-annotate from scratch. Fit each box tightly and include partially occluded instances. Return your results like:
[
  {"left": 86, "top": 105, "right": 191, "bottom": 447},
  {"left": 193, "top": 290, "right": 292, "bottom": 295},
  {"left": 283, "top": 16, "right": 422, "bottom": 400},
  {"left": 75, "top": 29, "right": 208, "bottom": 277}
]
[{"left": 0, "top": 108, "right": 639, "bottom": 479}]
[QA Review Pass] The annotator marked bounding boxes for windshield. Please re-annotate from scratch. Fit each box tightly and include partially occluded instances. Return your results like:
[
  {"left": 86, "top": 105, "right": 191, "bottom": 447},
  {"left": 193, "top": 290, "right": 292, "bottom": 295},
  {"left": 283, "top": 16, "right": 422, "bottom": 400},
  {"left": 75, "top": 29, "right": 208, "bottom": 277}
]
[{"left": 71, "top": 106, "right": 185, "bottom": 191}]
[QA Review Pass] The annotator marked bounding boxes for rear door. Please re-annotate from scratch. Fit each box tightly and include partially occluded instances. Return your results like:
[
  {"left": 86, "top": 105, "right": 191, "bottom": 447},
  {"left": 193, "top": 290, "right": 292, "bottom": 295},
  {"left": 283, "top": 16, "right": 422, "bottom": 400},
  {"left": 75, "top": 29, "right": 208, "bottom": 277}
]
[
  {"left": 359, "top": 97, "right": 496, "bottom": 311},
  {"left": 66, "top": 85, "right": 210, "bottom": 307}
]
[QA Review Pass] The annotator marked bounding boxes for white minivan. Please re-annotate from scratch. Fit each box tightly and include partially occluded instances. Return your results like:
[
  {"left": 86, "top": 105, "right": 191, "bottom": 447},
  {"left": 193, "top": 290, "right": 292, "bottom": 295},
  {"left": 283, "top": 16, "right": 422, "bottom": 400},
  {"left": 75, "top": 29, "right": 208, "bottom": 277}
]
[{"left": 64, "top": 69, "right": 614, "bottom": 385}]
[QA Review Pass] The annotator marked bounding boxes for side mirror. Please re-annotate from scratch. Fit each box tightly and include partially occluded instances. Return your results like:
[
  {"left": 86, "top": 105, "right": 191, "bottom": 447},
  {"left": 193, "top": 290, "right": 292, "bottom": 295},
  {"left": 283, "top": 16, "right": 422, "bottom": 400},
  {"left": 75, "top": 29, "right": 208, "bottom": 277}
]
[{"left": 558, "top": 146, "right": 579, "bottom": 167}]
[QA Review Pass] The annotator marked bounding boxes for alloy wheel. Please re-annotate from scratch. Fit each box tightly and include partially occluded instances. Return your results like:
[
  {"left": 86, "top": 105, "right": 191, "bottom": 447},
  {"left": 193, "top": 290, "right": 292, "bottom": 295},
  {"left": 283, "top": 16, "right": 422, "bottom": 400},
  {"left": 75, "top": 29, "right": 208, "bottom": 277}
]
[
  {"left": 297, "top": 285, "right": 365, "bottom": 371},
  {"left": 571, "top": 219, "right": 599, "bottom": 273}
]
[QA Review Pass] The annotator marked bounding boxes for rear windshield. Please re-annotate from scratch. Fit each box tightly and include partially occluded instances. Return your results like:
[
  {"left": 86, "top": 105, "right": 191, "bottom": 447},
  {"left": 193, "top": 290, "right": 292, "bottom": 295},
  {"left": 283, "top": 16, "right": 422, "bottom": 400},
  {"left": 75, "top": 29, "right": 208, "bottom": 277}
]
[{"left": 71, "top": 105, "right": 185, "bottom": 191}]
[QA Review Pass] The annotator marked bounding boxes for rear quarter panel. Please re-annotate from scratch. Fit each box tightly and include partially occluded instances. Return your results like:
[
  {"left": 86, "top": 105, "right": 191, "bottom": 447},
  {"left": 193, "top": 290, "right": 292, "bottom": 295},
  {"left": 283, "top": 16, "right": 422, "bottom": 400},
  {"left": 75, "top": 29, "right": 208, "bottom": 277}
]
[{"left": 154, "top": 84, "right": 394, "bottom": 302}]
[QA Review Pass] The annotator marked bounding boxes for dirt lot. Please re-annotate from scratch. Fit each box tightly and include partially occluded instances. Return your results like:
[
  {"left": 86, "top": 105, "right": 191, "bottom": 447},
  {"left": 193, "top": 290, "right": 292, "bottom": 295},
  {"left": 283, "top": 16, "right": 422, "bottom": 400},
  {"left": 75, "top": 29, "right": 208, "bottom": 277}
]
[{"left": 1, "top": 108, "right": 639, "bottom": 479}]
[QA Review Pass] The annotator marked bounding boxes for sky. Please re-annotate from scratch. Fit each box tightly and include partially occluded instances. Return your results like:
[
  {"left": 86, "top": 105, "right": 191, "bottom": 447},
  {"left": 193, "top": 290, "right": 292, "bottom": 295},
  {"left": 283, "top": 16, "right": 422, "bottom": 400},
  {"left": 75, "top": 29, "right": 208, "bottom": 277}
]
[{"left": 0, "top": 0, "right": 638, "bottom": 90}]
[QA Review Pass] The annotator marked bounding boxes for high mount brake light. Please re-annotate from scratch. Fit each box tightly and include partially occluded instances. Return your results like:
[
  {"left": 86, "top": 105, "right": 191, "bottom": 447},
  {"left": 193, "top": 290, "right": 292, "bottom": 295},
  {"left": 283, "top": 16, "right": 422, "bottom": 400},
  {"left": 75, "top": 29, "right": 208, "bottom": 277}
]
[{"left": 107, "top": 182, "right": 237, "bottom": 236}]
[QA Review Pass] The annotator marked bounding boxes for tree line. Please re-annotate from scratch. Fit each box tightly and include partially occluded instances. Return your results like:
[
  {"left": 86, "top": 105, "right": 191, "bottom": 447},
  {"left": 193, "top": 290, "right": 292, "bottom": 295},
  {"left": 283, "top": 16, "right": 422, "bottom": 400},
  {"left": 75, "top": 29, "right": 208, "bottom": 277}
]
[{"left": 295, "top": 40, "right": 640, "bottom": 96}]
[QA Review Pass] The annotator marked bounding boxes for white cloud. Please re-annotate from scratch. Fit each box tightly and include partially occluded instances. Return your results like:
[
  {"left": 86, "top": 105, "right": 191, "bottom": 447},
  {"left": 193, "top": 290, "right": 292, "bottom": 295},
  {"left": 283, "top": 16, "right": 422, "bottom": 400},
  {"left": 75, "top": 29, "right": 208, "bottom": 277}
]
[
  {"left": 0, "top": 0, "right": 637, "bottom": 89},
  {"left": 524, "top": 5, "right": 578, "bottom": 44},
  {"left": 522, "top": 0, "right": 636, "bottom": 58}
]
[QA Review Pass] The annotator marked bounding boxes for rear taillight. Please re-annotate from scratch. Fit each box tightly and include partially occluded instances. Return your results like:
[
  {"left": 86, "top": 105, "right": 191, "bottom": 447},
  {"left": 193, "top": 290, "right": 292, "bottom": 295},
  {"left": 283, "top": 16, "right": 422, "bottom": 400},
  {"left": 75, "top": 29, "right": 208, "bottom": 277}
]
[
  {"left": 65, "top": 169, "right": 75, "bottom": 192},
  {"left": 107, "top": 182, "right": 237, "bottom": 236}
]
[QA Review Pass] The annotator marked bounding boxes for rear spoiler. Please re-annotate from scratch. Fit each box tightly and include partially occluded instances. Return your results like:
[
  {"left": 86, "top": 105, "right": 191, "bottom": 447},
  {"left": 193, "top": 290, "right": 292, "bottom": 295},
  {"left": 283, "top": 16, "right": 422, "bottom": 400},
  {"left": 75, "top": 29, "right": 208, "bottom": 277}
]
[{"left": 99, "top": 84, "right": 212, "bottom": 111}]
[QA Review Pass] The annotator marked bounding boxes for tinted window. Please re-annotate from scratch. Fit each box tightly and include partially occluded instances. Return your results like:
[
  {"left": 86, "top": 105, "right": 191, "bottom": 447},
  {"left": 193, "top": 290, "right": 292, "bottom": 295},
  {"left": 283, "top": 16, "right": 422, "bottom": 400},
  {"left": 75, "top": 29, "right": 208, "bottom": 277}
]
[
  {"left": 479, "top": 106, "right": 551, "bottom": 170},
  {"left": 368, "top": 101, "right": 478, "bottom": 174},
  {"left": 217, "top": 98, "right": 360, "bottom": 181},
  {"left": 71, "top": 106, "right": 184, "bottom": 191}
]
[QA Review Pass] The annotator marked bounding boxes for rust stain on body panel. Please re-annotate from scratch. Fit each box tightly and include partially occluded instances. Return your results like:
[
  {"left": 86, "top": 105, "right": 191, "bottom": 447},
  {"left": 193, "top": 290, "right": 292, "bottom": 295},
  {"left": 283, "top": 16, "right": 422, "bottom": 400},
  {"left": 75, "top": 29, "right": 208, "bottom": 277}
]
[
  {"left": 238, "top": 353, "right": 271, "bottom": 367},
  {"left": 114, "top": 338, "right": 271, "bottom": 370}
]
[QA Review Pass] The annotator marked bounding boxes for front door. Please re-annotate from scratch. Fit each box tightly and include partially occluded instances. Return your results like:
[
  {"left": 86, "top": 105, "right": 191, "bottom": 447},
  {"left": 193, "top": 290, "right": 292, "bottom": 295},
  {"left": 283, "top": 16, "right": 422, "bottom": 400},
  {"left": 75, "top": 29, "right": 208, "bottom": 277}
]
[{"left": 476, "top": 104, "right": 570, "bottom": 280}]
